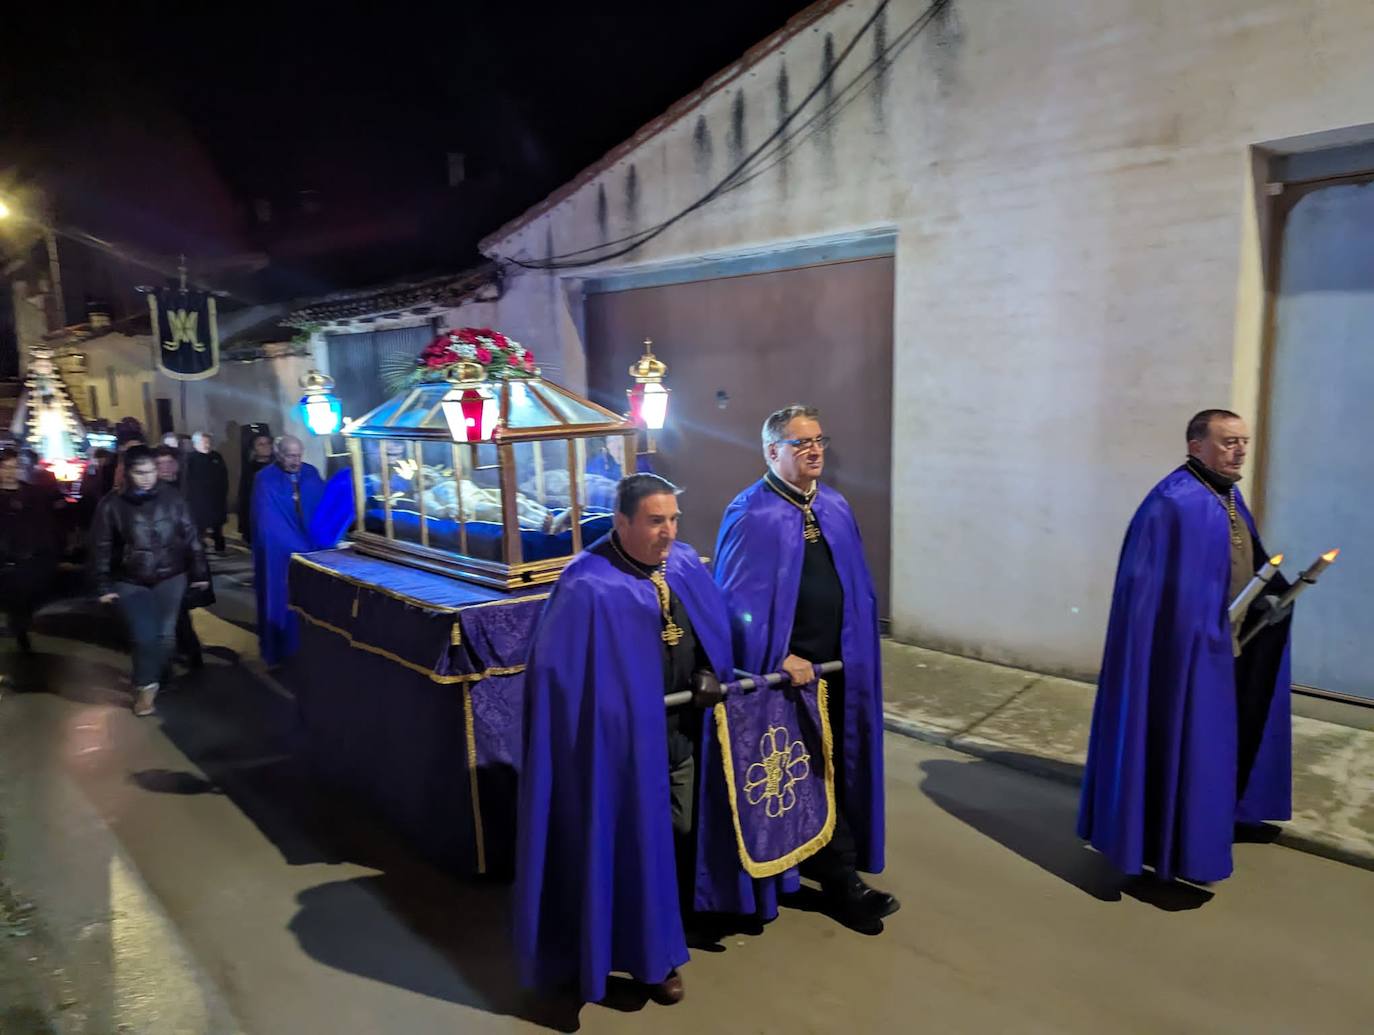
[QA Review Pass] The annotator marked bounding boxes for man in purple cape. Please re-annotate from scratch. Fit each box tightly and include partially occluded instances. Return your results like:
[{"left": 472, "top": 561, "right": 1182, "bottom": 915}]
[
  {"left": 515, "top": 474, "right": 734, "bottom": 1005},
  {"left": 1079, "top": 409, "right": 1294, "bottom": 883},
  {"left": 711, "top": 404, "right": 896, "bottom": 934},
  {"left": 251, "top": 435, "right": 326, "bottom": 666}
]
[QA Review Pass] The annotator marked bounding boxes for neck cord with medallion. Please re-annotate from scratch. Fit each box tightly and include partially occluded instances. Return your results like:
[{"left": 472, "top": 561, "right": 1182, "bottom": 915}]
[
  {"left": 766, "top": 471, "right": 822, "bottom": 542},
  {"left": 1186, "top": 460, "right": 1245, "bottom": 547},
  {"left": 610, "top": 534, "right": 684, "bottom": 646}
]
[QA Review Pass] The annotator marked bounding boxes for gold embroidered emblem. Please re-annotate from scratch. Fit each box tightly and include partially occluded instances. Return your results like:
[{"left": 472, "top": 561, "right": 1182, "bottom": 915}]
[
  {"left": 163, "top": 308, "right": 207, "bottom": 352},
  {"left": 744, "top": 725, "right": 812, "bottom": 818}
]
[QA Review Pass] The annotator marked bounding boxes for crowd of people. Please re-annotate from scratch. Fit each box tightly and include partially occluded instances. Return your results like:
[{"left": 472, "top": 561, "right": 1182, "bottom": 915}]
[{"left": 0, "top": 420, "right": 344, "bottom": 715}]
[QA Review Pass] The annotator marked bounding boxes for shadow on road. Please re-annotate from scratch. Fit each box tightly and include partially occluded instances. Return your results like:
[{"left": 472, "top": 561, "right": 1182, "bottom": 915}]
[
  {"left": 91, "top": 624, "right": 588, "bottom": 1029},
  {"left": 290, "top": 873, "right": 581, "bottom": 1032},
  {"left": 918, "top": 756, "right": 1214, "bottom": 911}
]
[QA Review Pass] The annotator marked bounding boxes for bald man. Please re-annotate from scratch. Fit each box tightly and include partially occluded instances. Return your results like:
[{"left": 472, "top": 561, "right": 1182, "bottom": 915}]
[{"left": 251, "top": 435, "right": 325, "bottom": 666}]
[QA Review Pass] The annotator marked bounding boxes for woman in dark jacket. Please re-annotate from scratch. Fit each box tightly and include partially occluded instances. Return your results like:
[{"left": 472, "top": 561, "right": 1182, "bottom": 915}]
[
  {"left": 185, "top": 431, "right": 229, "bottom": 553},
  {"left": 237, "top": 432, "right": 274, "bottom": 545},
  {"left": 90, "top": 445, "right": 210, "bottom": 716}
]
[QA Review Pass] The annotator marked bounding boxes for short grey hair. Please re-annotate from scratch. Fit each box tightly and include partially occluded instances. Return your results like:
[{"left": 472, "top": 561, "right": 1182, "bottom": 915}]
[
  {"left": 275, "top": 434, "right": 304, "bottom": 456},
  {"left": 761, "top": 405, "right": 820, "bottom": 454},
  {"left": 191, "top": 430, "right": 211, "bottom": 447}
]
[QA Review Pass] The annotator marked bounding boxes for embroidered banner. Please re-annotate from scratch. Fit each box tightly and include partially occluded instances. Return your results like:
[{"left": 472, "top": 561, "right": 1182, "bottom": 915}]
[
  {"left": 713, "top": 679, "right": 835, "bottom": 878},
  {"left": 148, "top": 286, "right": 219, "bottom": 380}
]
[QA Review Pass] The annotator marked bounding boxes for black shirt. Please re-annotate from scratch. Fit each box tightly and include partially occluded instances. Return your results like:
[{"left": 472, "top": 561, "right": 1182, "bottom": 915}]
[
  {"left": 765, "top": 471, "right": 844, "bottom": 662},
  {"left": 600, "top": 534, "right": 708, "bottom": 766}
]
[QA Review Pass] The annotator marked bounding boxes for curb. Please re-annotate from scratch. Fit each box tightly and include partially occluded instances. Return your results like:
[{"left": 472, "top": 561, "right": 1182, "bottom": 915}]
[{"left": 881, "top": 710, "right": 1374, "bottom": 875}]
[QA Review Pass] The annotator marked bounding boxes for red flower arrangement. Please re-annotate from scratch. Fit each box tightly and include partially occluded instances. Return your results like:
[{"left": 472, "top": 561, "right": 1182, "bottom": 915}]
[{"left": 411, "top": 327, "right": 538, "bottom": 383}]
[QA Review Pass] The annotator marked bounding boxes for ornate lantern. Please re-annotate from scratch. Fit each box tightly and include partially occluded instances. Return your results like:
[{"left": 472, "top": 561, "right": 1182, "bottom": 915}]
[
  {"left": 299, "top": 370, "right": 343, "bottom": 436},
  {"left": 626, "top": 339, "right": 669, "bottom": 453},
  {"left": 441, "top": 360, "right": 500, "bottom": 443}
]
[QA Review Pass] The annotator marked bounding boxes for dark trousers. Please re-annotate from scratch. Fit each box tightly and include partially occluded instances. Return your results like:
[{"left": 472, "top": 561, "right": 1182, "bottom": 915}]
[
  {"left": 205, "top": 524, "right": 225, "bottom": 552},
  {"left": 800, "top": 672, "right": 860, "bottom": 888},
  {"left": 0, "top": 557, "right": 56, "bottom": 640},
  {"left": 114, "top": 575, "right": 187, "bottom": 687},
  {"left": 175, "top": 607, "right": 203, "bottom": 666}
]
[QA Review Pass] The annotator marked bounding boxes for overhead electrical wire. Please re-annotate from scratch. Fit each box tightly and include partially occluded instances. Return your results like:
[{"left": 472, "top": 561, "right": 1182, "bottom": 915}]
[{"left": 502, "top": 0, "right": 951, "bottom": 272}]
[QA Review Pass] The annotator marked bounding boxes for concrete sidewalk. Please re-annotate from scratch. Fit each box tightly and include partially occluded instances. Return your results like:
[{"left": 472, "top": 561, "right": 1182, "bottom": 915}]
[{"left": 880, "top": 641, "right": 1374, "bottom": 872}]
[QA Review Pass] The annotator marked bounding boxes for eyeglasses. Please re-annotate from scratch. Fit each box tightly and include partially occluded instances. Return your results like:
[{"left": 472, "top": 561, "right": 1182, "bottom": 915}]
[{"left": 779, "top": 436, "right": 831, "bottom": 452}]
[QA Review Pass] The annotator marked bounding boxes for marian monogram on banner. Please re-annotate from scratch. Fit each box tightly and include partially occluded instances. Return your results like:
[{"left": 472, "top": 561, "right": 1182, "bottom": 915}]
[{"left": 147, "top": 262, "right": 220, "bottom": 381}]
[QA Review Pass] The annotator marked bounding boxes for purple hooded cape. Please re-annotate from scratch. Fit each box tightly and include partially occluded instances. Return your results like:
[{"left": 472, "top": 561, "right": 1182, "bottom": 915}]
[
  {"left": 252, "top": 461, "right": 326, "bottom": 665},
  {"left": 705, "top": 478, "right": 886, "bottom": 918},
  {"left": 1077, "top": 467, "right": 1293, "bottom": 883},
  {"left": 514, "top": 536, "right": 735, "bottom": 1003}
]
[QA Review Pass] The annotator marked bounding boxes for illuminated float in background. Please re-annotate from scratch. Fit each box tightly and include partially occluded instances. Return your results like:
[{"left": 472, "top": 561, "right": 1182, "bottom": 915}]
[{"left": 9, "top": 346, "right": 89, "bottom": 492}]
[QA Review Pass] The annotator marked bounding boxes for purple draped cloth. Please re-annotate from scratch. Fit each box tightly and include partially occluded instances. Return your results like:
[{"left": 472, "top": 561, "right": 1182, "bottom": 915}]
[
  {"left": 514, "top": 536, "right": 737, "bottom": 1002},
  {"left": 705, "top": 478, "right": 886, "bottom": 917},
  {"left": 253, "top": 462, "right": 325, "bottom": 665},
  {"left": 1077, "top": 467, "right": 1293, "bottom": 883}
]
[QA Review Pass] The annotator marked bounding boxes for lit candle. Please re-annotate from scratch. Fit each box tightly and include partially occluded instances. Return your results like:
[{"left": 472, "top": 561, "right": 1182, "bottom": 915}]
[
  {"left": 1238, "top": 549, "right": 1339, "bottom": 650},
  {"left": 1275, "top": 548, "right": 1341, "bottom": 610},
  {"left": 1228, "top": 553, "right": 1284, "bottom": 625}
]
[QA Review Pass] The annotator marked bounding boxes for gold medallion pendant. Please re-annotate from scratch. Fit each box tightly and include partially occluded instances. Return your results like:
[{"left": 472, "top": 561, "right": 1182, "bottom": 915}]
[{"left": 650, "top": 569, "right": 684, "bottom": 645}]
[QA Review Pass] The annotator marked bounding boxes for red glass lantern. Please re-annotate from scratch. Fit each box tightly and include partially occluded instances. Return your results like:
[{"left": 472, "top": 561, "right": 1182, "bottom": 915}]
[
  {"left": 626, "top": 338, "right": 669, "bottom": 431},
  {"left": 441, "top": 361, "right": 500, "bottom": 443}
]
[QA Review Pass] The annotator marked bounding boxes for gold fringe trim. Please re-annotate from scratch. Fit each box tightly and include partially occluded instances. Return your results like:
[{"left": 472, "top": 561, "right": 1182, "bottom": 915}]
[
  {"left": 713, "top": 678, "right": 837, "bottom": 879},
  {"left": 351, "top": 587, "right": 361, "bottom": 619},
  {"left": 462, "top": 685, "right": 488, "bottom": 874},
  {"left": 289, "top": 605, "right": 526, "bottom": 686},
  {"left": 450, "top": 622, "right": 463, "bottom": 646}
]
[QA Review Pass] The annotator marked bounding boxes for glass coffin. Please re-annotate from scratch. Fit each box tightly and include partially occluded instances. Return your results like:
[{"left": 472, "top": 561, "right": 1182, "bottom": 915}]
[{"left": 345, "top": 378, "right": 635, "bottom": 588}]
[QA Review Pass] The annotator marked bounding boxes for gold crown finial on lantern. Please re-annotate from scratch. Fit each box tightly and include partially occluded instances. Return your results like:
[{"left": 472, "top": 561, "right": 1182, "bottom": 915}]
[
  {"left": 448, "top": 359, "right": 488, "bottom": 387},
  {"left": 299, "top": 369, "right": 335, "bottom": 395},
  {"left": 629, "top": 338, "right": 667, "bottom": 383}
]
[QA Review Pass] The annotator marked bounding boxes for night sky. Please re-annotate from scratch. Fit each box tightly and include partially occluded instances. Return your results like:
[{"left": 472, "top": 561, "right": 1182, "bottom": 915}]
[{"left": 0, "top": 2, "right": 811, "bottom": 300}]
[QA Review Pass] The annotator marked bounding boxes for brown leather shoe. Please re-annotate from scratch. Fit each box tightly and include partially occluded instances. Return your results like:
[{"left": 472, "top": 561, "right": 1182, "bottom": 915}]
[{"left": 648, "top": 969, "right": 685, "bottom": 1005}]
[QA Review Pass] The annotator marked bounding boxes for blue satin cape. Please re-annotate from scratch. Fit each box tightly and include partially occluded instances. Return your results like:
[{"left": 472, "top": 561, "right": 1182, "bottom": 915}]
[
  {"left": 514, "top": 537, "right": 735, "bottom": 1002},
  {"left": 706, "top": 478, "right": 886, "bottom": 917},
  {"left": 251, "top": 462, "right": 326, "bottom": 665},
  {"left": 1078, "top": 467, "right": 1293, "bottom": 882}
]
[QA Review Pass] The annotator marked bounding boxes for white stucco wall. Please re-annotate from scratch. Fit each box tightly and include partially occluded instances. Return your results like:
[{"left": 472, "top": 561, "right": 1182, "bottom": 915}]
[{"left": 456, "top": 0, "right": 1374, "bottom": 677}]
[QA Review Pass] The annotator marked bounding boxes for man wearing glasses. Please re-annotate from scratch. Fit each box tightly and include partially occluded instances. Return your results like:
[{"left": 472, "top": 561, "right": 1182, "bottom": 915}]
[{"left": 712, "top": 404, "right": 896, "bottom": 934}]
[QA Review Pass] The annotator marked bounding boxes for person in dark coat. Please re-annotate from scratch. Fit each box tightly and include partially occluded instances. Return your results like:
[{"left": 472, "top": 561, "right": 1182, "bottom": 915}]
[
  {"left": 77, "top": 448, "right": 115, "bottom": 531},
  {"left": 185, "top": 431, "right": 230, "bottom": 553},
  {"left": 90, "top": 446, "right": 210, "bottom": 716},
  {"left": 1, "top": 447, "right": 59, "bottom": 655},
  {"left": 157, "top": 446, "right": 207, "bottom": 670},
  {"left": 237, "top": 432, "right": 274, "bottom": 546}
]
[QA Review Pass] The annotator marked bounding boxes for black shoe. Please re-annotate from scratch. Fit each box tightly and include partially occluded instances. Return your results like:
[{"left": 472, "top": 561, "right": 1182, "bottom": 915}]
[
  {"left": 646, "top": 969, "right": 685, "bottom": 1005},
  {"left": 824, "top": 876, "right": 899, "bottom": 934}
]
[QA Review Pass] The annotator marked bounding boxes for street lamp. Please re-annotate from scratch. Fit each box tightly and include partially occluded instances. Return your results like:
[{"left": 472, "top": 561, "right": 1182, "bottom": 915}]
[{"left": 298, "top": 370, "right": 343, "bottom": 436}]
